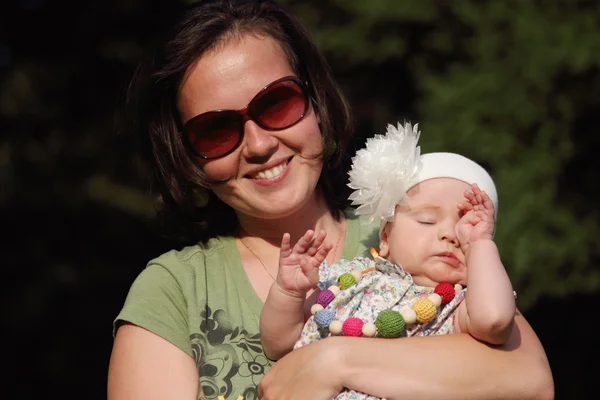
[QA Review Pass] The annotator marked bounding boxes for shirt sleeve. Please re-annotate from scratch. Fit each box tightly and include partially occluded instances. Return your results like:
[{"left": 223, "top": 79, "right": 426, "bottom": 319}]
[{"left": 113, "top": 251, "right": 195, "bottom": 357}]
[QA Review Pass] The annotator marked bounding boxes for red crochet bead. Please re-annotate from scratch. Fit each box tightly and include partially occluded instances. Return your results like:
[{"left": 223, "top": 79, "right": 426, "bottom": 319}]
[
  {"left": 342, "top": 317, "right": 364, "bottom": 337},
  {"left": 434, "top": 282, "right": 455, "bottom": 305}
]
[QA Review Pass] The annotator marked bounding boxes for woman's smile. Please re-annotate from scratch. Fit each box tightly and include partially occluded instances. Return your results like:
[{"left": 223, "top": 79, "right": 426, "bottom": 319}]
[{"left": 247, "top": 158, "right": 292, "bottom": 186}]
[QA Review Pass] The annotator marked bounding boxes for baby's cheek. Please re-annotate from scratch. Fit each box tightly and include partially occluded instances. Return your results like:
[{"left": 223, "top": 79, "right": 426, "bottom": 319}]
[
  {"left": 389, "top": 245, "right": 417, "bottom": 269},
  {"left": 411, "top": 236, "right": 434, "bottom": 260}
]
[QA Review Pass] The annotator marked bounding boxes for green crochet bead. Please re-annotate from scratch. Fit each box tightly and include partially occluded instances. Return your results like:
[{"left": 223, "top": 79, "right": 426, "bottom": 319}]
[
  {"left": 337, "top": 273, "right": 356, "bottom": 290},
  {"left": 375, "top": 310, "right": 405, "bottom": 338}
]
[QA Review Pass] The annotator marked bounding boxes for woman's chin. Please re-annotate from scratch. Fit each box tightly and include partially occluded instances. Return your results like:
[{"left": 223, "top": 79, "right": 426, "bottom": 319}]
[{"left": 238, "top": 197, "right": 314, "bottom": 221}]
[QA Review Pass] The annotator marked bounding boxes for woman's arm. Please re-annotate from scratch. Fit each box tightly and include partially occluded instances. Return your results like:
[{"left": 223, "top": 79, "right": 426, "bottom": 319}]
[
  {"left": 107, "top": 323, "right": 198, "bottom": 400},
  {"left": 258, "top": 310, "right": 554, "bottom": 400}
]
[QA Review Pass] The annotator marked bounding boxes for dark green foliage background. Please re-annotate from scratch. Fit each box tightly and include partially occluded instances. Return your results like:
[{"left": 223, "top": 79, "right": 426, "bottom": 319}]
[{"left": 1, "top": 0, "right": 596, "bottom": 398}]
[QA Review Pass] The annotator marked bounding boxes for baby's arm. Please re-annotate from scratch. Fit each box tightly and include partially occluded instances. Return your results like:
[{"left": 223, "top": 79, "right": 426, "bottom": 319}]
[
  {"left": 454, "top": 184, "right": 516, "bottom": 345},
  {"left": 260, "top": 230, "right": 332, "bottom": 360}
]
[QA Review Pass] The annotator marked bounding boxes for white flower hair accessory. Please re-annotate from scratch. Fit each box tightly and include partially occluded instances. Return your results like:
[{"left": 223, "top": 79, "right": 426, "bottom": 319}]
[{"left": 348, "top": 121, "right": 422, "bottom": 222}]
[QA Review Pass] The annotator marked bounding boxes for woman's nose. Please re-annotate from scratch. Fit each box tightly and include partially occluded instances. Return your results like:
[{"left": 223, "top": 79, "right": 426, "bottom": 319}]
[{"left": 242, "top": 121, "right": 279, "bottom": 160}]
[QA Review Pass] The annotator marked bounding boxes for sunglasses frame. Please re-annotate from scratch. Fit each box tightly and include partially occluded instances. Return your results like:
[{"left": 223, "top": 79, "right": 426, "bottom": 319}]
[{"left": 182, "top": 75, "right": 310, "bottom": 160}]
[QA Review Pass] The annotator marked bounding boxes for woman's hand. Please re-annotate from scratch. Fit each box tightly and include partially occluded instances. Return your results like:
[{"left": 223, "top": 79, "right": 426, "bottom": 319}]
[{"left": 258, "top": 337, "right": 344, "bottom": 400}]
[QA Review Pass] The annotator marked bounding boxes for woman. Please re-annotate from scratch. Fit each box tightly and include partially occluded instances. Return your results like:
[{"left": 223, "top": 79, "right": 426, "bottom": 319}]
[{"left": 107, "top": 1, "right": 554, "bottom": 399}]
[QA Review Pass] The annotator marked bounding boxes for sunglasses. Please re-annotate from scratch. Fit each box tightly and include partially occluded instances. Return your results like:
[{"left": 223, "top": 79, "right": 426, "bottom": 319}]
[{"left": 182, "top": 76, "right": 310, "bottom": 159}]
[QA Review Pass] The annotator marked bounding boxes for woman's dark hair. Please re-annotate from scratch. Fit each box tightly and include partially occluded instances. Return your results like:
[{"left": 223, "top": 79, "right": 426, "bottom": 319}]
[{"left": 122, "top": 0, "right": 355, "bottom": 244}]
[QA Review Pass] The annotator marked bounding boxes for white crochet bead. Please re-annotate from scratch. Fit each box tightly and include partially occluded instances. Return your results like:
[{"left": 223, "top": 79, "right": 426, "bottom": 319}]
[
  {"left": 399, "top": 307, "right": 417, "bottom": 325},
  {"left": 329, "top": 320, "right": 343, "bottom": 335},
  {"left": 310, "top": 304, "right": 324, "bottom": 315},
  {"left": 362, "top": 323, "right": 377, "bottom": 337},
  {"left": 328, "top": 285, "right": 341, "bottom": 296},
  {"left": 427, "top": 293, "right": 442, "bottom": 307},
  {"left": 351, "top": 270, "right": 363, "bottom": 283}
]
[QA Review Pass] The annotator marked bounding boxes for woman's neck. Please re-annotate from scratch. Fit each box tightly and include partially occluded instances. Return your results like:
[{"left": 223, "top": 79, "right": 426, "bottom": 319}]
[{"left": 236, "top": 191, "right": 342, "bottom": 245}]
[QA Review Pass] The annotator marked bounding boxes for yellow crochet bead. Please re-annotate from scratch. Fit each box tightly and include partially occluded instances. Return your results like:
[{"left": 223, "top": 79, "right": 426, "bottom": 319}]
[{"left": 413, "top": 298, "right": 437, "bottom": 323}]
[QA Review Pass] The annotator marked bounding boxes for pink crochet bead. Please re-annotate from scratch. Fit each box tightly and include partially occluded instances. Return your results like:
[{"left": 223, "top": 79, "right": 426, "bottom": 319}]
[
  {"left": 342, "top": 317, "right": 364, "bottom": 337},
  {"left": 315, "top": 289, "right": 335, "bottom": 307}
]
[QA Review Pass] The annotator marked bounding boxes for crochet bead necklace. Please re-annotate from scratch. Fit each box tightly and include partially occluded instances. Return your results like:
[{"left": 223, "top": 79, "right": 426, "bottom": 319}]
[{"left": 309, "top": 248, "right": 463, "bottom": 338}]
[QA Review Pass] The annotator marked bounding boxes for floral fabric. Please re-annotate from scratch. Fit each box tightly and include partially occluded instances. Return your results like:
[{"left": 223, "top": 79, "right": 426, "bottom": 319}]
[{"left": 294, "top": 256, "right": 466, "bottom": 400}]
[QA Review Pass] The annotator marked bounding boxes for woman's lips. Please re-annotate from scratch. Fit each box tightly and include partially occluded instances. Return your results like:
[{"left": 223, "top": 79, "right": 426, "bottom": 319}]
[{"left": 246, "top": 157, "right": 293, "bottom": 187}]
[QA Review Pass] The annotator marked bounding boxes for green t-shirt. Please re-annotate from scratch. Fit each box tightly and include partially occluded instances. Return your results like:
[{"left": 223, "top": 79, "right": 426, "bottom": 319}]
[{"left": 114, "top": 208, "right": 379, "bottom": 400}]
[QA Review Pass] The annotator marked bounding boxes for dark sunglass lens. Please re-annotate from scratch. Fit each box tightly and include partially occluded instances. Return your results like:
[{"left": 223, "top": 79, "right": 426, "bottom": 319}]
[
  {"left": 252, "top": 81, "right": 307, "bottom": 129},
  {"left": 186, "top": 112, "right": 242, "bottom": 158}
]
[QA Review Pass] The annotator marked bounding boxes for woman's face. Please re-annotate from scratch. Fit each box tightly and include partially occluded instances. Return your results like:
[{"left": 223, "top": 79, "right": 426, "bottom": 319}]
[{"left": 177, "top": 35, "right": 323, "bottom": 221}]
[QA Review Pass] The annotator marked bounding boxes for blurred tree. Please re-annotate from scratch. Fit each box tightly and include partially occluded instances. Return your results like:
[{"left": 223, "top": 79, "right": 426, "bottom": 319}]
[{"left": 281, "top": 0, "right": 600, "bottom": 310}]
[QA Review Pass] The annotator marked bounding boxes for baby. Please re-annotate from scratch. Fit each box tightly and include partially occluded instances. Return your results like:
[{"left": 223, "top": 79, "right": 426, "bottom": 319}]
[{"left": 260, "top": 122, "right": 516, "bottom": 399}]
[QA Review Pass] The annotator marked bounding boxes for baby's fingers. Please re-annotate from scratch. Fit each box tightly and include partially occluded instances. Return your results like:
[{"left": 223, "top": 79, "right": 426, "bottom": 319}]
[
  {"left": 479, "top": 190, "right": 495, "bottom": 212},
  {"left": 280, "top": 233, "right": 292, "bottom": 256},
  {"left": 471, "top": 183, "right": 482, "bottom": 197},
  {"left": 315, "top": 241, "right": 333, "bottom": 263},
  {"left": 465, "top": 184, "right": 487, "bottom": 207},
  {"left": 293, "top": 230, "right": 315, "bottom": 255},
  {"left": 306, "top": 230, "right": 328, "bottom": 257},
  {"left": 302, "top": 241, "right": 333, "bottom": 273},
  {"left": 463, "top": 189, "right": 475, "bottom": 204},
  {"left": 457, "top": 201, "right": 473, "bottom": 212}
]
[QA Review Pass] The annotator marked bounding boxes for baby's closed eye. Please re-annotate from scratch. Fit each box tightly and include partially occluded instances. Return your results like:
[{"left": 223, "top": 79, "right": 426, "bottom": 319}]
[{"left": 412, "top": 212, "right": 438, "bottom": 224}]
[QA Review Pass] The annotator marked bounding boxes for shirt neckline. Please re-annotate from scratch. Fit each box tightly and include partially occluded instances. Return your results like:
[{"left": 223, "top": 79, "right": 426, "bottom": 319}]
[{"left": 224, "top": 209, "right": 361, "bottom": 318}]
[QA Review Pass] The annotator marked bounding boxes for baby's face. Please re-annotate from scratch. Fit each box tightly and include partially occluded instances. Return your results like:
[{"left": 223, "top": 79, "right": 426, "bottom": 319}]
[{"left": 378, "top": 177, "right": 470, "bottom": 287}]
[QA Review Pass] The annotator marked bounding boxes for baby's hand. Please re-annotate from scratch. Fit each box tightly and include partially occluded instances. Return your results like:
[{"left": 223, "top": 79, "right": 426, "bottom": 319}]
[
  {"left": 277, "top": 230, "right": 332, "bottom": 297},
  {"left": 456, "top": 184, "right": 495, "bottom": 253}
]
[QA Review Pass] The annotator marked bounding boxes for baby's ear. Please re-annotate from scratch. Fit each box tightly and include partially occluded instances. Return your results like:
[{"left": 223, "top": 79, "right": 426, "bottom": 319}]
[{"left": 378, "top": 223, "right": 391, "bottom": 258}]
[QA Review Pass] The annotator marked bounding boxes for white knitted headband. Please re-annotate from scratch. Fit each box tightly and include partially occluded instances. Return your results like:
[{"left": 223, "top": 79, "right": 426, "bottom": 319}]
[
  {"left": 348, "top": 122, "right": 498, "bottom": 223},
  {"left": 413, "top": 152, "right": 498, "bottom": 219}
]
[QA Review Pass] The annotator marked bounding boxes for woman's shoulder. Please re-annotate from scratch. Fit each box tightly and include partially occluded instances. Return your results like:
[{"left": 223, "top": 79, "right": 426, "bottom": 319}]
[
  {"left": 147, "top": 236, "right": 235, "bottom": 275},
  {"left": 344, "top": 207, "right": 380, "bottom": 254}
]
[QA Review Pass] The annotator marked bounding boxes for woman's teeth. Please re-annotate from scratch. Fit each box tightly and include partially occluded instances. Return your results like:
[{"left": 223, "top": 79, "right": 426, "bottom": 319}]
[{"left": 252, "top": 161, "right": 287, "bottom": 179}]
